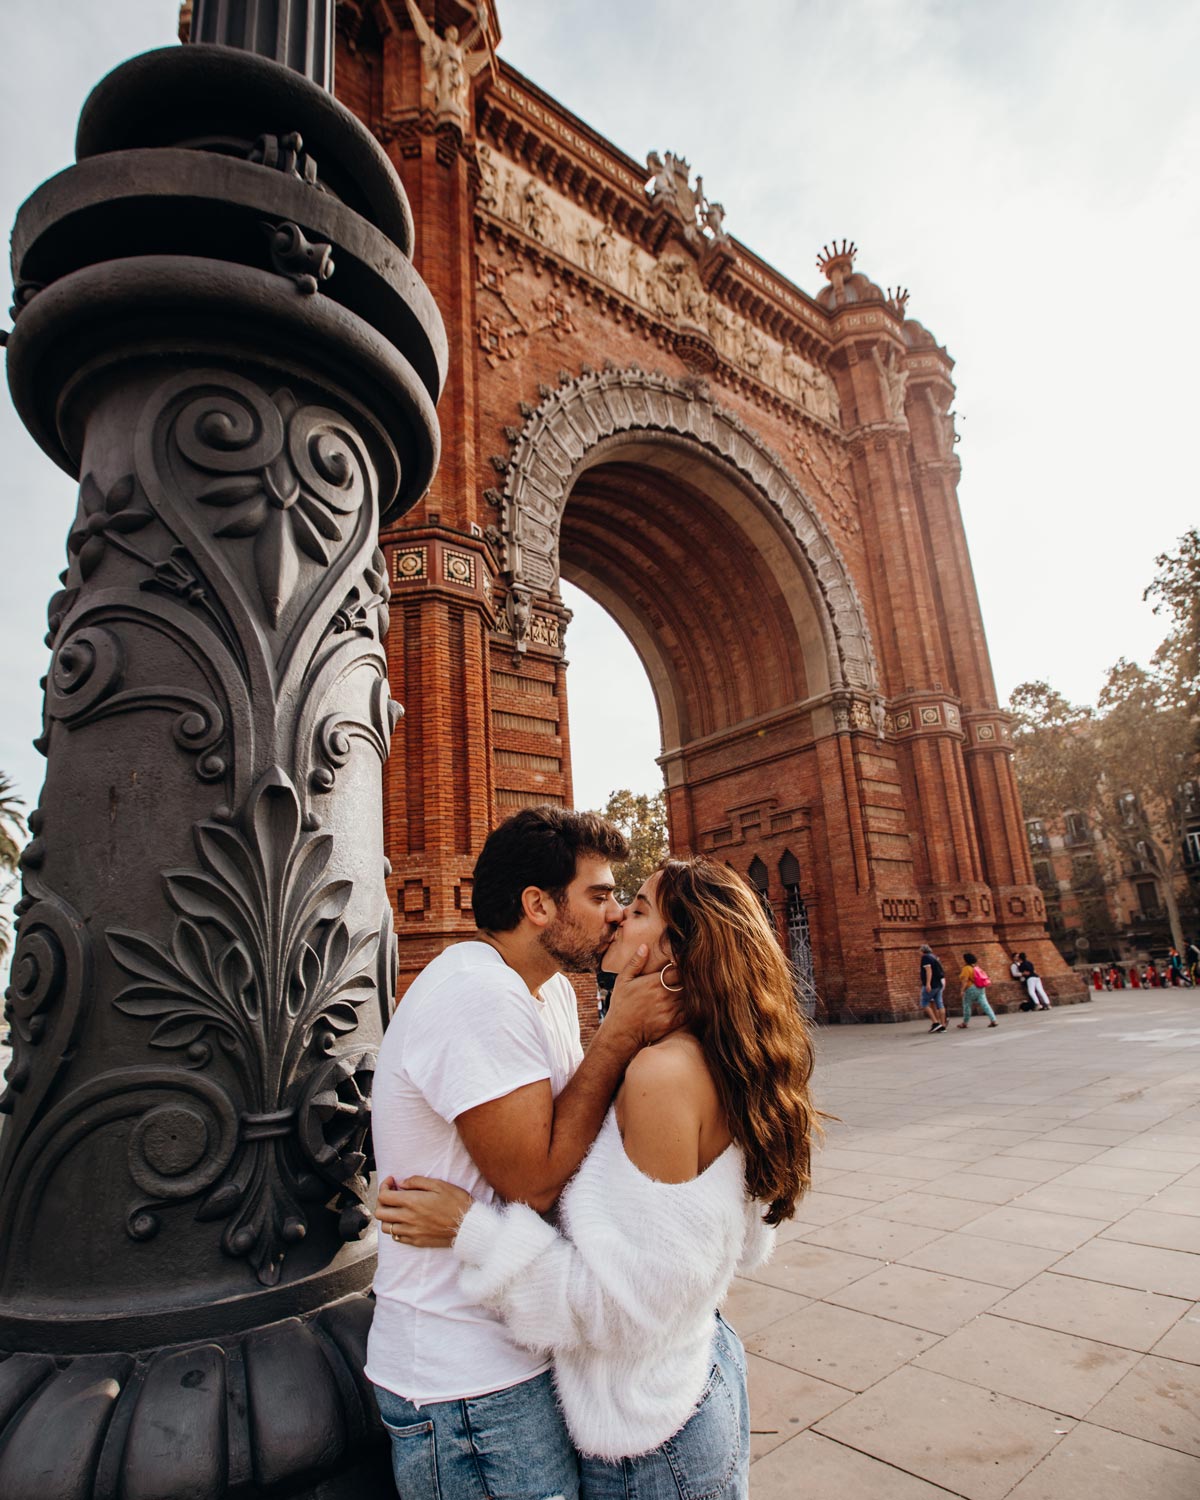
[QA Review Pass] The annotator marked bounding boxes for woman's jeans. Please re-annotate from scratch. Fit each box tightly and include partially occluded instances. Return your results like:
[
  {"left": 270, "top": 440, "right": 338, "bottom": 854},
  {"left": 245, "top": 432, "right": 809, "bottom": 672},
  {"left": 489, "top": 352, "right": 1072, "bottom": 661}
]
[
  {"left": 580, "top": 1313, "right": 750, "bottom": 1500},
  {"left": 962, "top": 984, "right": 996, "bottom": 1022},
  {"left": 373, "top": 1368, "right": 579, "bottom": 1500}
]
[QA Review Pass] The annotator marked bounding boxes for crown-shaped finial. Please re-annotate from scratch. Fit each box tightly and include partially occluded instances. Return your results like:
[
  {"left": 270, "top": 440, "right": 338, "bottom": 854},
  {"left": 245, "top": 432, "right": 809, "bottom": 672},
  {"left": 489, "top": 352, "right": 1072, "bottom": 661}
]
[
  {"left": 886, "top": 286, "right": 910, "bottom": 317},
  {"left": 817, "top": 239, "right": 857, "bottom": 279}
]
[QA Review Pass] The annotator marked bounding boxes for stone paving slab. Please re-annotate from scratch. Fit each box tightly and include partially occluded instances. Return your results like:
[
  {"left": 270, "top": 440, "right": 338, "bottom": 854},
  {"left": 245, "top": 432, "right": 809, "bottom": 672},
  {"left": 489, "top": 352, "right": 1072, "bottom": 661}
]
[
  {"left": 1084, "top": 1353, "right": 1200, "bottom": 1457},
  {"left": 745, "top": 1352, "right": 851, "bottom": 1462},
  {"left": 990, "top": 1270, "right": 1189, "bottom": 1351},
  {"left": 739, "top": 990, "right": 1200, "bottom": 1495},
  {"left": 814, "top": 1365, "right": 1074, "bottom": 1500},
  {"left": 751, "top": 1430, "right": 961, "bottom": 1498},
  {"left": 913, "top": 1314, "right": 1140, "bottom": 1418},
  {"left": 1153, "top": 1303, "right": 1200, "bottom": 1364},
  {"left": 747, "top": 1299, "right": 941, "bottom": 1392},
  {"left": 1005, "top": 1422, "right": 1200, "bottom": 1499}
]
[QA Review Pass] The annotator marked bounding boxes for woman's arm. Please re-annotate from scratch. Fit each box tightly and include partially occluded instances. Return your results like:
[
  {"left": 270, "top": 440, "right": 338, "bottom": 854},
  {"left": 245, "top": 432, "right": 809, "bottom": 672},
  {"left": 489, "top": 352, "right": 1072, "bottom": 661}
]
[
  {"left": 376, "top": 1176, "right": 472, "bottom": 1248},
  {"left": 454, "top": 1198, "right": 636, "bottom": 1355},
  {"left": 457, "top": 1050, "right": 722, "bottom": 1356}
]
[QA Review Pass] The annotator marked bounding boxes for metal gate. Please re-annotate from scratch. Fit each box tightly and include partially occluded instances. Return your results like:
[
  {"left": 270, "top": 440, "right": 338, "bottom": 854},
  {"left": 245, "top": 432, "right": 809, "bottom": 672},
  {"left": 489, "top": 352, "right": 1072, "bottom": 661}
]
[{"left": 785, "top": 885, "right": 817, "bottom": 1019}]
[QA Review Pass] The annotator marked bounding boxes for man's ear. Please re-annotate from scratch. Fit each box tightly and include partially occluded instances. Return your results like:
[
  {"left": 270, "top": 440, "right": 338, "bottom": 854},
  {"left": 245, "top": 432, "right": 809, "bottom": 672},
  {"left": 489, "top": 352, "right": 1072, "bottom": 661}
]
[{"left": 520, "top": 885, "right": 554, "bottom": 930}]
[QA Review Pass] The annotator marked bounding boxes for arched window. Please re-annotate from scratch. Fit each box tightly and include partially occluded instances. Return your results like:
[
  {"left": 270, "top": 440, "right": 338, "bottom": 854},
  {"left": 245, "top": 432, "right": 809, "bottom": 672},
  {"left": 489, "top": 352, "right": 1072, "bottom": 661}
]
[
  {"left": 778, "top": 850, "right": 816, "bottom": 1018},
  {"left": 745, "top": 854, "right": 777, "bottom": 933}
]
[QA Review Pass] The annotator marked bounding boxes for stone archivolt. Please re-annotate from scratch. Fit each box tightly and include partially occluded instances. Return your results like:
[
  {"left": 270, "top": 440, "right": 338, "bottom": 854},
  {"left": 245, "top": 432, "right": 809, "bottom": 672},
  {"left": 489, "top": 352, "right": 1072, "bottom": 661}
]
[{"left": 490, "top": 365, "right": 877, "bottom": 696}]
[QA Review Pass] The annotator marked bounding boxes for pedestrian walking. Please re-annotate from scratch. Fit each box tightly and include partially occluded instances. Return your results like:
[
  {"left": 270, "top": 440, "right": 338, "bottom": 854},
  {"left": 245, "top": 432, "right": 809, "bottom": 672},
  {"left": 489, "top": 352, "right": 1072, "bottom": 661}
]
[
  {"left": 1018, "top": 951, "right": 1051, "bottom": 1010},
  {"left": 920, "top": 943, "right": 947, "bottom": 1032},
  {"left": 957, "top": 952, "right": 998, "bottom": 1029},
  {"left": 1186, "top": 939, "right": 1200, "bottom": 987},
  {"left": 1147, "top": 959, "right": 1161, "bottom": 989},
  {"left": 1168, "top": 948, "right": 1184, "bottom": 987}
]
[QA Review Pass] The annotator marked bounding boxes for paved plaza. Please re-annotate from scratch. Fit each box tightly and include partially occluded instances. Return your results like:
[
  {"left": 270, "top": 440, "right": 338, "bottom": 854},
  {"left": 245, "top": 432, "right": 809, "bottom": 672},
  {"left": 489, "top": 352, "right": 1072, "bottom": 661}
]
[
  {"left": 4, "top": 991, "right": 1199, "bottom": 1496},
  {"left": 735, "top": 988, "right": 1200, "bottom": 1497}
]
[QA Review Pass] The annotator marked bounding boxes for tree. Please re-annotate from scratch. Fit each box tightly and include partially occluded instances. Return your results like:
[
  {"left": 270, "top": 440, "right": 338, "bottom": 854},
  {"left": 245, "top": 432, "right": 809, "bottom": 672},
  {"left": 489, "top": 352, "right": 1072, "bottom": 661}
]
[
  {"left": 1010, "top": 654, "right": 1200, "bottom": 955},
  {"left": 593, "top": 788, "right": 668, "bottom": 904},
  {"left": 1095, "top": 657, "right": 1197, "bottom": 953},
  {"left": 1143, "top": 527, "right": 1200, "bottom": 724},
  {"left": 0, "top": 774, "right": 27, "bottom": 966},
  {"left": 1008, "top": 681, "right": 1099, "bottom": 823}
]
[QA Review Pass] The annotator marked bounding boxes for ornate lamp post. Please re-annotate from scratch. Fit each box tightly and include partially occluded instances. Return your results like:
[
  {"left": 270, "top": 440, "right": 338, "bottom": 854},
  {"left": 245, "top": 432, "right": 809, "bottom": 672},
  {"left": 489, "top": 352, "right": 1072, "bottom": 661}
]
[{"left": 0, "top": 4, "right": 444, "bottom": 1494}]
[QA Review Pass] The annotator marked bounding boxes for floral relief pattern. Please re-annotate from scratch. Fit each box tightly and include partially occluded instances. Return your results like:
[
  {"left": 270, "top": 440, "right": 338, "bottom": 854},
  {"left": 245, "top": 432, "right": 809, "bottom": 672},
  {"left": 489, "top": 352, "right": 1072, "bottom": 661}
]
[{"left": 108, "top": 769, "right": 379, "bottom": 1285}]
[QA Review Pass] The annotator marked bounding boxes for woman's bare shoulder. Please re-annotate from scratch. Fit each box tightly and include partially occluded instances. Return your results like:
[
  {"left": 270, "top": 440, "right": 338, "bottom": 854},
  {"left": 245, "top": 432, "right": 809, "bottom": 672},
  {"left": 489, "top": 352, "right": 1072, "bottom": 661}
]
[{"left": 624, "top": 1031, "right": 710, "bottom": 1088}]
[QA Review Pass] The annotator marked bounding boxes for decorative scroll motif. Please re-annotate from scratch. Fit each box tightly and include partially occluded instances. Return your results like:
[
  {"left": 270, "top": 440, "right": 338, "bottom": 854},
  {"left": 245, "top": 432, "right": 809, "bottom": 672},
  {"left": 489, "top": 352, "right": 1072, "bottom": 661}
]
[
  {"left": 474, "top": 155, "right": 839, "bottom": 422},
  {"left": 107, "top": 770, "right": 377, "bottom": 1282},
  {"left": 0, "top": 881, "right": 91, "bottom": 1197},
  {"left": 494, "top": 368, "right": 878, "bottom": 694},
  {"left": 249, "top": 130, "right": 322, "bottom": 188},
  {"left": 0, "top": 368, "right": 395, "bottom": 1293},
  {"left": 180, "top": 381, "right": 366, "bottom": 627},
  {"left": 263, "top": 221, "right": 335, "bottom": 296}
]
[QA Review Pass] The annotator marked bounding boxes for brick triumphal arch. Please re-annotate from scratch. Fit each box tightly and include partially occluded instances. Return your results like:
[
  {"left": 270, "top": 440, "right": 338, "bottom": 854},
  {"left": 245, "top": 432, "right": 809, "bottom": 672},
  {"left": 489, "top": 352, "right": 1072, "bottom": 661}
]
[{"left": 333, "top": 0, "right": 1070, "bottom": 1015}]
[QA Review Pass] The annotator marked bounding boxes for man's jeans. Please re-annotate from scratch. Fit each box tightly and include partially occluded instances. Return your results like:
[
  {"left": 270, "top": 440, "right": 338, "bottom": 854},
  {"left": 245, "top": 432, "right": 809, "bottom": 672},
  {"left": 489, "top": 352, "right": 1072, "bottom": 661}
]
[{"left": 373, "top": 1369, "right": 578, "bottom": 1499}]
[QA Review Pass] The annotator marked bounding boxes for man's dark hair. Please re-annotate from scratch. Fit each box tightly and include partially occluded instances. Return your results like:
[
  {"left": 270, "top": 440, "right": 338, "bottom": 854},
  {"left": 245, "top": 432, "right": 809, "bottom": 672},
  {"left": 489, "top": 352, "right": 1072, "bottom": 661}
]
[{"left": 471, "top": 806, "right": 630, "bottom": 932}]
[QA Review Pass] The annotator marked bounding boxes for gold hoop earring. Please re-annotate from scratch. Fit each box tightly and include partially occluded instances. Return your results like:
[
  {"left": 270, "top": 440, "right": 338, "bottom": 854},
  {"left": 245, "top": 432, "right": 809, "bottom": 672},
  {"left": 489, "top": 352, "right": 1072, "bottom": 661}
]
[{"left": 658, "top": 963, "right": 684, "bottom": 992}]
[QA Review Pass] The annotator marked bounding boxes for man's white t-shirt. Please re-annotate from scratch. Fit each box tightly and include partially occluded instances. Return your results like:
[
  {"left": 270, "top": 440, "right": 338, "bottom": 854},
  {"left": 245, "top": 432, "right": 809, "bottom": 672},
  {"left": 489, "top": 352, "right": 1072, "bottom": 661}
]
[{"left": 365, "top": 940, "right": 583, "bottom": 1402}]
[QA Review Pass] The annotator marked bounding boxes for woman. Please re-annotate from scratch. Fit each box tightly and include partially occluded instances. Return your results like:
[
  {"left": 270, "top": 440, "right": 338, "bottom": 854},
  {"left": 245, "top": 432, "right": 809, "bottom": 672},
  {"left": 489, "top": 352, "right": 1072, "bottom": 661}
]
[
  {"left": 377, "top": 857, "right": 819, "bottom": 1498},
  {"left": 957, "top": 951, "right": 998, "bottom": 1029}
]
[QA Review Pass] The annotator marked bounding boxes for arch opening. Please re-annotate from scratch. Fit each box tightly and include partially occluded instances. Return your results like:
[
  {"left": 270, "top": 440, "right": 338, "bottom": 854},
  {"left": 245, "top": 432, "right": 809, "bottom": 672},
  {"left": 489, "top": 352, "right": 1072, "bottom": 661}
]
[{"left": 559, "top": 442, "right": 836, "bottom": 757}]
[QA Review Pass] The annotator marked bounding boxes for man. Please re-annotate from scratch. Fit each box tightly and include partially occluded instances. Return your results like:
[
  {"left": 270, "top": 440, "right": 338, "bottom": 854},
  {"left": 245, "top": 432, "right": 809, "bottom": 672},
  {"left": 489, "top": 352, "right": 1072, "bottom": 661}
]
[
  {"left": 366, "top": 807, "right": 675, "bottom": 1499},
  {"left": 920, "top": 943, "right": 947, "bottom": 1032},
  {"left": 1017, "top": 951, "right": 1052, "bottom": 1010}
]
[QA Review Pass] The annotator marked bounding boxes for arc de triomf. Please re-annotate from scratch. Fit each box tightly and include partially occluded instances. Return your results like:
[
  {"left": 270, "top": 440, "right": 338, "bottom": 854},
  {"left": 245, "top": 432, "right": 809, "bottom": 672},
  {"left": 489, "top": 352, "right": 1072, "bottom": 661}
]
[{"left": 336, "top": 0, "right": 1069, "bottom": 1016}]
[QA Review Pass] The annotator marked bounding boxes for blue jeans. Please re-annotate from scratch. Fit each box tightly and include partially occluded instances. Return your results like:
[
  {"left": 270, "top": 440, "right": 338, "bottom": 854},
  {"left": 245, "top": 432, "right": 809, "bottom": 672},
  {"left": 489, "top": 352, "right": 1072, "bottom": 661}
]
[
  {"left": 580, "top": 1313, "right": 750, "bottom": 1500},
  {"left": 373, "top": 1369, "right": 579, "bottom": 1500}
]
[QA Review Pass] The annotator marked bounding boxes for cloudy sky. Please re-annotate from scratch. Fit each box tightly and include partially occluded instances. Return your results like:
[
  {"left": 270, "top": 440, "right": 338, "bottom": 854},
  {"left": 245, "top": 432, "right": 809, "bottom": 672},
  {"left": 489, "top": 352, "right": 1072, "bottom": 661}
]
[{"left": 2, "top": 0, "right": 1197, "bottom": 829}]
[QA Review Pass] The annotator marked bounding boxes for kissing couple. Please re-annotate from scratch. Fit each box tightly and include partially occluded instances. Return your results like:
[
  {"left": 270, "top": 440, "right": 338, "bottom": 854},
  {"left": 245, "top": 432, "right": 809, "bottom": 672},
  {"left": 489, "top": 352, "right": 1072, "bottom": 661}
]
[{"left": 366, "top": 806, "right": 819, "bottom": 1498}]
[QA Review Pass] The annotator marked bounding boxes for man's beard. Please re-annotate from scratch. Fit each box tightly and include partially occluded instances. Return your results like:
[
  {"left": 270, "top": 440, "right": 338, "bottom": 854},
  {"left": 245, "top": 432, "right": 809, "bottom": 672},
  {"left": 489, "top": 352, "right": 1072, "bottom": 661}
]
[{"left": 541, "top": 908, "right": 613, "bottom": 973}]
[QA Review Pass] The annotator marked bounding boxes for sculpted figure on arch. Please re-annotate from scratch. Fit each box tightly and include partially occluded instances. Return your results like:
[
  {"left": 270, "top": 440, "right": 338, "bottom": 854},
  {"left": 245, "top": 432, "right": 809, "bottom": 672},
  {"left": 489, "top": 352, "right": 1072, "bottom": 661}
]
[
  {"left": 403, "top": 0, "right": 493, "bottom": 124},
  {"left": 476, "top": 142, "right": 500, "bottom": 211}
]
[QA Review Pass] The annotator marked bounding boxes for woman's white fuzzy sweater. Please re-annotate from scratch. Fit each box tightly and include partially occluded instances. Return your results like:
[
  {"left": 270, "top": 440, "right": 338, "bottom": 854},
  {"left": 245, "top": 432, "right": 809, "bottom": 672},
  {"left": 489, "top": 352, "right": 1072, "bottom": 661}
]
[{"left": 452, "top": 1107, "right": 775, "bottom": 1460}]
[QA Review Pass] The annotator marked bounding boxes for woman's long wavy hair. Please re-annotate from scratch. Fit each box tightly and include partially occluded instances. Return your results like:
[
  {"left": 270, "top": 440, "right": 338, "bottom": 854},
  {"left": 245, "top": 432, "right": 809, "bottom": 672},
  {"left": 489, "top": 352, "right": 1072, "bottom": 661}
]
[{"left": 654, "top": 857, "right": 820, "bottom": 1226}]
